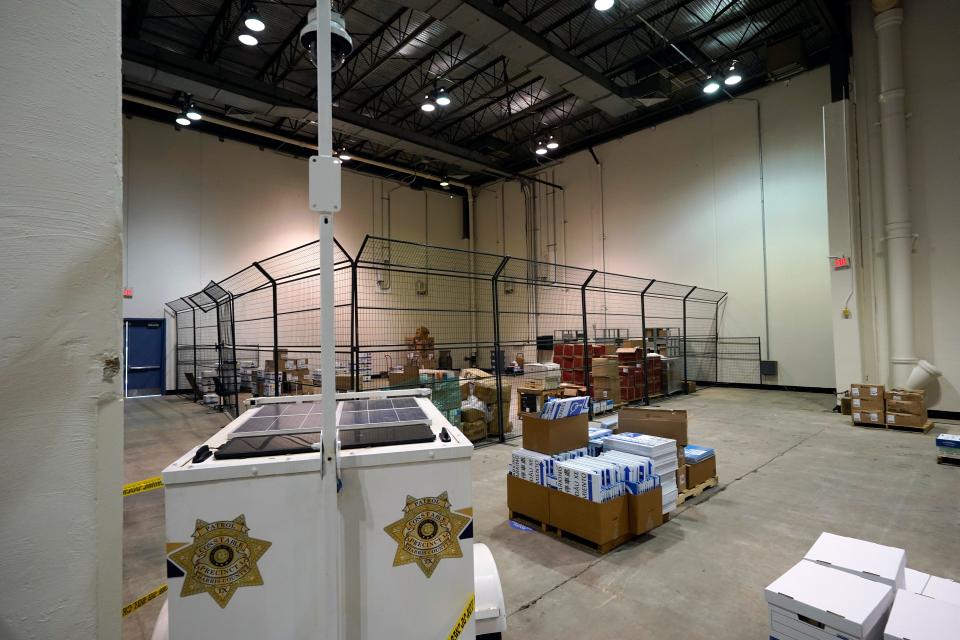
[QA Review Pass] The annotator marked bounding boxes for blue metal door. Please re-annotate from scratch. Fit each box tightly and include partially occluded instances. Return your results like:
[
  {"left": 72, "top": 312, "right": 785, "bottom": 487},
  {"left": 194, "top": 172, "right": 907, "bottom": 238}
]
[{"left": 125, "top": 318, "right": 165, "bottom": 397}]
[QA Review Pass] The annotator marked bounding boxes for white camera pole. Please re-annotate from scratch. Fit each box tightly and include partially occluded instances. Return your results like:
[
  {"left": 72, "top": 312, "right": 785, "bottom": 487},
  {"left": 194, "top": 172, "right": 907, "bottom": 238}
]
[{"left": 309, "top": 1, "right": 344, "bottom": 638}]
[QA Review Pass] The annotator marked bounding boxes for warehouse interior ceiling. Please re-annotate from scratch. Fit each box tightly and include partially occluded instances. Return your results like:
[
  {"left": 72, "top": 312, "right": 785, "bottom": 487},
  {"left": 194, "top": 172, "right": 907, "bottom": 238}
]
[{"left": 121, "top": 0, "right": 848, "bottom": 185}]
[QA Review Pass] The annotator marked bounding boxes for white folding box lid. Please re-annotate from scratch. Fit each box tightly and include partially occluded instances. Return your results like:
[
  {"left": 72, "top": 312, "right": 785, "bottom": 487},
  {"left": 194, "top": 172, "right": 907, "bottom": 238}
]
[
  {"left": 805, "top": 532, "right": 906, "bottom": 589},
  {"left": 923, "top": 576, "right": 960, "bottom": 607},
  {"left": 905, "top": 568, "right": 932, "bottom": 595},
  {"left": 765, "top": 560, "right": 895, "bottom": 639},
  {"left": 883, "top": 589, "right": 960, "bottom": 640}
]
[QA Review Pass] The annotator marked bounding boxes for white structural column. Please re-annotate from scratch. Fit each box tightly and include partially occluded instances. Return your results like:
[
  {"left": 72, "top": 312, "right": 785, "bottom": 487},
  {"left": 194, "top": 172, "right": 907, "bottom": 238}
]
[
  {"left": 0, "top": 1, "right": 123, "bottom": 639},
  {"left": 873, "top": 7, "right": 917, "bottom": 388}
]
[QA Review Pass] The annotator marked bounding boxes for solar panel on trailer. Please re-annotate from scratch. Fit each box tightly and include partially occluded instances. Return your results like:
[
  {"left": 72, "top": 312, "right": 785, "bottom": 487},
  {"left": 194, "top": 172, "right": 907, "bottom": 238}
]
[
  {"left": 230, "top": 404, "right": 325, "bottom": 438},
  {"left": 339, "top": 424, "right": 435, "bottom": 450}
]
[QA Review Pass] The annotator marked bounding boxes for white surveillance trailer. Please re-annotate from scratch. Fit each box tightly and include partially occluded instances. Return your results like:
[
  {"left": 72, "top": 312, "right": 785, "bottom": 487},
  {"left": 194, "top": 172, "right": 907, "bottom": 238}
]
[{"left": 152, "top": 389, "right": 505, "bottom": 640}]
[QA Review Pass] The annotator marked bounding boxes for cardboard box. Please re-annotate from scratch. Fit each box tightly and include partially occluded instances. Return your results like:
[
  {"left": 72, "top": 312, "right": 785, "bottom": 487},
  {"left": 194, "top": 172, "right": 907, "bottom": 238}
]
[
  {"left": 851, "top": 383, "right": 885, "bottom": 399},
  {"left": 840, "top": 397, "right": 852, "bottom": 415},
  {"left": 549, "top": 491, "right": 630, "bottom": 546},
  {"left": 884, "top": 388, "right": 924, "bottom": 403},
  {"left": 851, "top": 396, "right": 885, "bottom": 412},
  {"left": 885, "top": 398, "right": 924, "bottom": 415},
  {"left": 507, "top": 474, "right": 551, "bottom": 524},
  {"left": 461, "top": 407, "right": 486, "bottom": 423},
  {"left": 388, "top": 365, "right": 419, "bottom": 387},
  {"left": 521, "top": 412, "right": 589, "bottom": 455},
  {"left": 627, "top": 486, "right": 663, "bottom": 536},
  {"left": 884, "top": 589, "right": 960, "bottom": 640},
  {"left": 487, "top": 401, "right": 512, "bottom": 436},
  {"left": 852, "top": 410, "right": 884, "bottom": 426},
  {"left": 460, "top": 419, "right": 487, "bottom": 442},
  {"left": 904, "top": 568, "right": 931, "bottom": 595},
  {"left": 804, "top": 531, "right": 906, "bottom": 590},
  {"left": 686, "top": 456, "right": 716, "bottom": 489},
  {"left": 885, "top": 412, "right": 927, "bottom": 428},
  {"left": 617, "top": 407, "right": 688, "bottom": 446},
  {"left": 764, "top": 560, "right": 894, "bottom": 640}
]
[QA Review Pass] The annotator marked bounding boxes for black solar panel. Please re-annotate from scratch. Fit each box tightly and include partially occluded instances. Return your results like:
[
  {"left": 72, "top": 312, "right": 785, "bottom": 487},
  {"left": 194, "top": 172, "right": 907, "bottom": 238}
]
[{"left": 229, "top": 398, "right": 431, "bottom": 439}]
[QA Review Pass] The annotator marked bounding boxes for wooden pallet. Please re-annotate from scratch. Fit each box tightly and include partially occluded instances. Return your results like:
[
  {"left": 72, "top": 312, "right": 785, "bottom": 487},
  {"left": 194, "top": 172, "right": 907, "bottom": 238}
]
[
  {"left": 677, "top": 476, "right": 719, "bottom": 505},
  {"left": 937, "top": 455, "right": 960, "bottom": 467},
  {"left": 852, "top": 422, "right": 886, "bottom": 430},
  {"left": 887, "top": 420, "right": 934, "bottom": 434},
  {"left": 508, "top": 510, "right": 647, "bottom": 555}
]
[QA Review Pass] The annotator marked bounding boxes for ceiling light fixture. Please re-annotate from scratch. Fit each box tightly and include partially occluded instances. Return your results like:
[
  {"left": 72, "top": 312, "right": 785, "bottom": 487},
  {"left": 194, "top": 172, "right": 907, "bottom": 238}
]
[
  {"left": 175, "top": 110, "right": 192, "bottom": 126},
  {"left": 421, "top": 92, "right": 437, "bottom": 112},
  {"left": 594, "top": 0, "right": 615, "bottom": 10},
  {"left": 435, "top": 87, "right": 451, "bottom": 107},
  {"left": 546, "top": 135, "right": 559, "bottom": 150},
  {"left": 724, "top": 60, "right": 742, "bottom": 86},
  {"left": 439, "top": 177, "right": 450, "bottom": 187},
  {"left": 185, "top": 101, "right": 202, "bottom": 121},
  {"left": 337, "top": 147, "right": 351, "bottom": 161},
  {"left": 702, "top": 76, "right": 720, "bottom": 94},
  {"left": 244, "top": 6, "right": 266, "bottom": 32},
  {"left": 535, "top": 142, "right": 548, "bottom": 156},
  {"left": 238, "top": 32, "right": 258, "bottom": 46}
]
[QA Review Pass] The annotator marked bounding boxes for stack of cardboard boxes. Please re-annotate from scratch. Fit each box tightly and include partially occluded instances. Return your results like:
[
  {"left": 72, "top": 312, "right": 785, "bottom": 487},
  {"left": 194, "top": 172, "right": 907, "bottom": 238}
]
[
  {"left": 885, "top": 389, "right": 928, "bottom": 429},
  {"left": 850, "top": 383, "right": 930, "bottom": 431},
  {"left": 618, "top": 408, "right": 689, "bottom": 492},
  {"left": 506, "top": 403, "right": 664, "bottom": 550},
  {"left": 850, "top": 383, "right": 886, "bottom": 426},
  {"left": 405, "top": 326, "right": 437, "bottom": 369},
  {"left": 458, "top": 368, "right": 512, "bottom": 442}
]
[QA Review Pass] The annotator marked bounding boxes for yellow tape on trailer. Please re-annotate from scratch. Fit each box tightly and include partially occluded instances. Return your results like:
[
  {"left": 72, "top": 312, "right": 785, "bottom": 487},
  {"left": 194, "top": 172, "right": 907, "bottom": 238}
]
[
  {"left": 122, "top": 584, "right": 168, "bottom": 618},
  {"left": 123, "top": 476, "right": 164, "bottom": 497},
  {"left": 447, "top": 593, "right": 475, "bottom": 640}
]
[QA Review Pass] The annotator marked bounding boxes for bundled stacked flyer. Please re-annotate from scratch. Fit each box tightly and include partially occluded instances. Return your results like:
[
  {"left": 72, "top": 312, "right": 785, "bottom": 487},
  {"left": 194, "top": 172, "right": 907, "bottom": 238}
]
[
  {"left": 587, "top": 426, "right": 614, "bottom": 456},
  {"left": 601, "top": 432, "right": 679, "bottom": 514},
  {"left": 936, "top": 433, "right": 960, "bottom": 461},
  {"left": 555, "top": 457, "right": 625, "bottom": 503},
  {"left": 684, "top": 445, "right": 715, "bottom": 463},
  {"left": 540, "top": 395, "right": 590, "bottom": 419},
  {"left": 598, "top": 451, "right": 660, "bottom": 495},
  {"left": 510, "top": 447, "right": 588, "bottom": 488}
]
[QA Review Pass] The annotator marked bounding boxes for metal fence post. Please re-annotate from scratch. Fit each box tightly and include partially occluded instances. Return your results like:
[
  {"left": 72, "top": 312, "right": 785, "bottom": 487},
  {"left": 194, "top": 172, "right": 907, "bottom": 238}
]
[
  {"left": 581, "top": 270, "right": 598, "bottom": 416},
  {"left": 682, "top": 288, "right": 694, "bottom": 389},
  {"left": 229, "top": 293, "right": 240, "bottom": 415},
  {"left": 639, "top": 280, "right": 655, "bottom": 405},
  {"left": 253, "top": 261, "right": 280, "bottom": 397},
  {"left": 183, "top": 297, "right": 200, "bottom": 401},
  {"left": 492, "top": 256, "right": 509, "bottom": 444},
  {"left": 351, "top": 255, "right": 359, "bottom": 392}
]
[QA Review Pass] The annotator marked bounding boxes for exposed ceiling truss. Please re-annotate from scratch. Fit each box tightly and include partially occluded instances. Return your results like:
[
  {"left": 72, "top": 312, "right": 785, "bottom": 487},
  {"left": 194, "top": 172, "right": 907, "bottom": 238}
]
[{"left": 121, "top": 0, "right": 847, "bottom": 185}]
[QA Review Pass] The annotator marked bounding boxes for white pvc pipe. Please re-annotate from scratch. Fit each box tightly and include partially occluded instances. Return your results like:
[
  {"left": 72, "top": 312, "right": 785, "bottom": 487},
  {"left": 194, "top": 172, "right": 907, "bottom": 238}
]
[{"left": 874, "top": 8, "right": 920, "bottom": 388}]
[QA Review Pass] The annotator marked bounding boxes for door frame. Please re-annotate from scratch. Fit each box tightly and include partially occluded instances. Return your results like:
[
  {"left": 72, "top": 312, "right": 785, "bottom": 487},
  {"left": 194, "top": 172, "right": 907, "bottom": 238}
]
[{"left": 124, "top": 317, "right": 166, "bottom": 398}]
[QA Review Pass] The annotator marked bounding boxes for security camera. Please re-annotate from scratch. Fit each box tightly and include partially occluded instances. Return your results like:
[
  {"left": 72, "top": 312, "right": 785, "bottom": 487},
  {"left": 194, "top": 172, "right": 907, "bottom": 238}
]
[{"left": 300, "top": 8, "right": 353, "bottom": 71}]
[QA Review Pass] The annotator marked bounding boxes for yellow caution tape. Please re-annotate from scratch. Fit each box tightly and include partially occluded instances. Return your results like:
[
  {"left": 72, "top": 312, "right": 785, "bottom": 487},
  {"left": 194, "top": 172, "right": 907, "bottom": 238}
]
[
  {"left": 122, "top": 476, "right": 164, "bottom": 497},
  {"left": 446, "top": 593, "right": 475, "bottom": 640},
  {"left": 122, "top": 584, "right": 168, "bottom": 618}
]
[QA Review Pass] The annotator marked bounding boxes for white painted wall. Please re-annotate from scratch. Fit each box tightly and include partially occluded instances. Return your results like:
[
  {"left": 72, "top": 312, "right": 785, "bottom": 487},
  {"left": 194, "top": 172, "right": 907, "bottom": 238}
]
[
  {"left": 476, "top": 68, "right": 835, "bottom": 389},
  {"left": 850, "top": 0, "right": 960, "bottom": 411},
  {"left": 122, "top": 117, "right": 466, "bottom": 388},
  {"left": 0, "top": 1, "right": 123, "bottom": 639}
]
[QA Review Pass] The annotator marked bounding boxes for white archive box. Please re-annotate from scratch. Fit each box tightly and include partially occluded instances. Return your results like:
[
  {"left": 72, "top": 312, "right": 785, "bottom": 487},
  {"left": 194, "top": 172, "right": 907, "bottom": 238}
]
[
  {"left": 804, "top": 532, "right": 906, "bottom": 590},
  {"left": 765, "top": 560, "right": 895, "bottom": 640},
  {"left": 922, "top": 576, "right": 960, "bottom": 607},
  {"left": 905, "top": 568, "right": 932, "bottom": 595},
  {"left": 883, "top": 589, "right": 960, "bottom": 640},
  {"left": 770, "top": 604, "right": 852, "bottom": 640}
]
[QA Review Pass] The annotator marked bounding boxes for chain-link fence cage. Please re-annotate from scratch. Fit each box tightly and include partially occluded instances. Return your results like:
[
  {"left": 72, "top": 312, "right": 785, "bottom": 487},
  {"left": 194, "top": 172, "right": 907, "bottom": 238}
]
[
  {"left": 166, "top": 234, "right": 754, "bottom": 436},
  {"left": 354, "top": 237, "right": 506, "bottom": 445}
]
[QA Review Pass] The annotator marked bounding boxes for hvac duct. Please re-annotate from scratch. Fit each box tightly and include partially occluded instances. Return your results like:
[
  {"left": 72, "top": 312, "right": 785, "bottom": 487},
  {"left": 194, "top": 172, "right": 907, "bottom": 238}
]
[{"left": 872, "top": 6, "right": 940, "bottom": 390}]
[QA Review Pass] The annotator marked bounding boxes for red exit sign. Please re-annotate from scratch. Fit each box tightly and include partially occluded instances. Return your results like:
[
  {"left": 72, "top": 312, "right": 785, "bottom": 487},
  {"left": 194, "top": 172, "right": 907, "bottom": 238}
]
[
  {"left": 833, "top": 256, "right": 851, "bottom": 270},
  {"left": 123, "top": 288, "right": 134, "bottom": 299}
]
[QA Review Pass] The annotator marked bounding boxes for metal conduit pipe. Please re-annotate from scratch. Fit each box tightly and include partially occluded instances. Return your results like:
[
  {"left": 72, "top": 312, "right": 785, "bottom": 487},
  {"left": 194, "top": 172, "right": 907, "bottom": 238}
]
[
  {"left": 122, "top": 93, "right": 472, "bottom": 189},
  {"left": 872, "top": 4, "right": 940, "bottom": 389}
]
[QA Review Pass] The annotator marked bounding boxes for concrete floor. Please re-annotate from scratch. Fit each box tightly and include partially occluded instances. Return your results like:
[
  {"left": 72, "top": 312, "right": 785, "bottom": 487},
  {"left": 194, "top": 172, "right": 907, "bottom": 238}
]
[{"left": 123, "top": 388, "right": 960, "bottom": 639}]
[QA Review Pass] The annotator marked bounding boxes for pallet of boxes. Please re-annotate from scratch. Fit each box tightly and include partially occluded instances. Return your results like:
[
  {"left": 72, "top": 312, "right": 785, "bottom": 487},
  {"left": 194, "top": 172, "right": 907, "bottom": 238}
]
[
  {"left": 764, "top": 532, "right": 960, "bottom": 640},
  {"left": 459, "top": 368, "right": 512, "bottom": 443},
  {"left": 506, "top": 397, "right": 669, "bottom": 553},
  {"left": 850, "top": 383, "right": 932, "bottom": 433}
]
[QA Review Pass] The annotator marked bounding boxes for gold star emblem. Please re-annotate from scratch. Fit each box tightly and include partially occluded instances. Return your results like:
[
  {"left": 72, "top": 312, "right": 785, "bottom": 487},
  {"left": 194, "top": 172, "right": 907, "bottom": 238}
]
[
  {"left": 384, "top": 492, "right": 471, "bottom": 579},
  {"left": 168, "top": 515, "right": 272, "bottom": 608}
]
